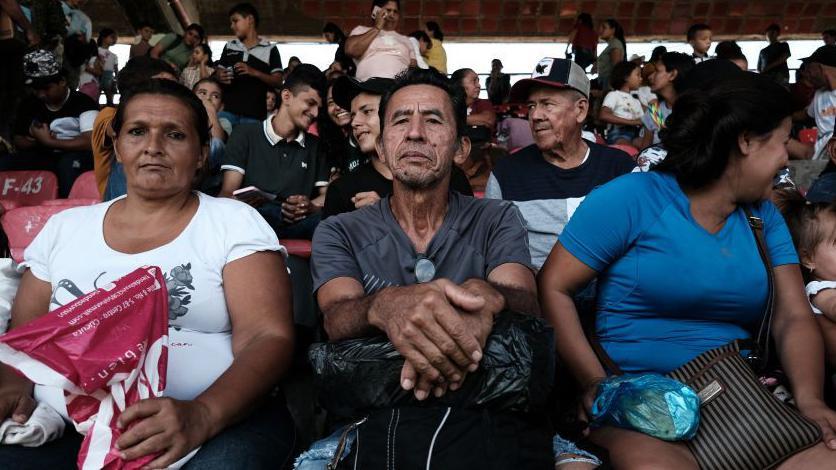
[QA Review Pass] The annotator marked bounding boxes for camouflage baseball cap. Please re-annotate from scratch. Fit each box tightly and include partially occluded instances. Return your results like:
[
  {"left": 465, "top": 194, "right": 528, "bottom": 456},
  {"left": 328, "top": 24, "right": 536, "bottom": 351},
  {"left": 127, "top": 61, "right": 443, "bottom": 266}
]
[{"left": 23, "top": 49, "right": 62, "bottom": 86}]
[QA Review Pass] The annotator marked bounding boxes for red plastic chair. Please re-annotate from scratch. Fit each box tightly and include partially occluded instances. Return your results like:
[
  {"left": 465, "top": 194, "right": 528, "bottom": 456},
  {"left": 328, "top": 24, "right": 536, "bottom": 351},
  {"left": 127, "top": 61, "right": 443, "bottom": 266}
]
[
  {"left": 1, "top": 205, "right": 71, "bottom": 263},
  {"left": 0, "top": 171, "right": 58, "bottom": 207},
  {"left": 473, "top": 191, "right": 485, "bottom": 199},
  {"left": 284, "top": 239, "right": 312, "bottom": 259},
  {"left": 41, "top": 198, "right": 100, "bottom": 207},
  {"left": 799, "top": 128, "right": 818, "bottom": 145},
  {"left": 68, "top": 171, "right": 100, "bottom": 200},
  {"left": 609, "top": 144, "right": 640, "bottom": 158}
]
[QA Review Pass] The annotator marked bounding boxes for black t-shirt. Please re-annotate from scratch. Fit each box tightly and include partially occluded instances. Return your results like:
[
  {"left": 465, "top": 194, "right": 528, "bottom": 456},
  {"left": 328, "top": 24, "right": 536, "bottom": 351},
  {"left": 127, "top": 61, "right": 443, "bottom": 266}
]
[
  {"left": 218, "top": 39, "right": 283, "bottom": 119},
  {"left": 13, "top": 90, "right": 99, "bottom": 141},
  {"left": 323, "top": 163, "right": 474, "bottom": 219},
  {"left": 221, "top": 122, "right": 329, "bottom": 199},
  {"left": 758, "top": 42, "right": 790, "bottom": 77}
]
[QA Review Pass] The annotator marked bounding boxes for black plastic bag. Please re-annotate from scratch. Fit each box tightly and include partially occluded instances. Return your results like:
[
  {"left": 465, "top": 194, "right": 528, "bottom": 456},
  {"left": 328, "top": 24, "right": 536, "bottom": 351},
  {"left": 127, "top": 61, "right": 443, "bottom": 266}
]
[{"left": 309, "top": 311, "right": 555, "bottom": 419}]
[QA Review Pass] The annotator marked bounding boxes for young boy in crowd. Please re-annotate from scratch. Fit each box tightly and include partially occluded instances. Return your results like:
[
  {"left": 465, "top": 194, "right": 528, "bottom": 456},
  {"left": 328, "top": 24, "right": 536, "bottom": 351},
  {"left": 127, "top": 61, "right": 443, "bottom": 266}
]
[
  {"left": 687, "top": 23, "right": 712, "bottom": 63},
  {"left": 193, "top": 78, "right": 230, "bottom": 194},
  {"left": 216, "top": 3, "right": 283, "bottom": 126},
  {"left": 636, "top": 52, "right": 695, "bottom": 148}
]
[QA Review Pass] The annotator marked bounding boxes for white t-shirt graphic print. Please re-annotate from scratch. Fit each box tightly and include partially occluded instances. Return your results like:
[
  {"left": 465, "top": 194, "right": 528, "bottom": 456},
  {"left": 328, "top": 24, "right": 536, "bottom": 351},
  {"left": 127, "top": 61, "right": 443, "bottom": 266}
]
[{"left": 23, "top": 192, "right": 284, "bottom": 418}]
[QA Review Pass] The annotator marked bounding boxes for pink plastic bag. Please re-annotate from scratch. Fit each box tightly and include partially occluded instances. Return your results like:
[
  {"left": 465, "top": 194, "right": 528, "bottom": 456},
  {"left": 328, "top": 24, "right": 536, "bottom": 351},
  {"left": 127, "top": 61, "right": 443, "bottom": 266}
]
[{"left": 0, "top": 266, "right": 169, "bottom": 470}]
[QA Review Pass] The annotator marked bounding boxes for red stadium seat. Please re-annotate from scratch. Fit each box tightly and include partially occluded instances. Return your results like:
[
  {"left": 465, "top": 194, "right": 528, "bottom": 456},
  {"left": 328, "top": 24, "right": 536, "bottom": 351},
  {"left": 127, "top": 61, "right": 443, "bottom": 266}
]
[
  {"left": 0, "top": 171, "right": 58, "bottom": 207},
  {"left": 68, "top": 171, "right": 100, "bottom": 200},
  {"left": 41, "top": 198, "right": 100, "bottom": 207},
  {"left": 609, "top": 144, "right": 639, "bottom": 158},
  {"left": 799, "top": 128, "right": 818, "bottom": 145},
  {"left": 1, "top": 205, "right": 71, "bottom": 263},
  {"left": 284, "top": 239, "right": 312, "bottom": 259},
  {"left": 473, "top": 191, "right": 485, "bottom": 199},
  {"left": 0, "top": 200, "right": 20, "bottom": 213}
]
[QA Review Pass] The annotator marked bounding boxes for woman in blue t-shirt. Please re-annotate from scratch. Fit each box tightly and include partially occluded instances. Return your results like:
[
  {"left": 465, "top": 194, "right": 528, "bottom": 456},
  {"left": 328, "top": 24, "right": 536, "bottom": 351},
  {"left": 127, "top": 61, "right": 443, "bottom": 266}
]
[{"left": 539, "top": 73, "right": 836, "bottom": 467}]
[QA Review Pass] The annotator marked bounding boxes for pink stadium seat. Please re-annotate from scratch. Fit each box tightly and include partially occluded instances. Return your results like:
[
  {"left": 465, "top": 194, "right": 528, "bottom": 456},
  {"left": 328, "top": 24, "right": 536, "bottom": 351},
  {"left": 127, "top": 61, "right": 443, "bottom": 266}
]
[
  {"left": 41, "top": 198, "right": 100, "bottom": 207},
  {"left": 609, "top": 144, "right": 640, "bottom": 158},
  {"left": 1, "top": 205, "right": 71, "bottom": 263},
  {"left": 798, "top": 128, "right": 818, "bottom": 145},
  {"left": 68, "top": 171, "right": 100, "bottom": 200},
  {"left": 0, "top": 171, "right": 58, "bottom": 207},
  {"left": 284, "top": 239, "right": 312, "bottom": 259}
]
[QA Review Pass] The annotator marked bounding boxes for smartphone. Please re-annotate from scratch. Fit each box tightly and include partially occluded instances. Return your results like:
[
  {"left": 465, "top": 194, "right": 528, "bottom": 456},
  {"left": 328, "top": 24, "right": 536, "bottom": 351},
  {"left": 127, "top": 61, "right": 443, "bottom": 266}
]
[
  {"left": 371, "top": 5, "right": 382, "bottom": 20},
  {"left": 233, "top": 186, "right": 277, "bottom": 207}
]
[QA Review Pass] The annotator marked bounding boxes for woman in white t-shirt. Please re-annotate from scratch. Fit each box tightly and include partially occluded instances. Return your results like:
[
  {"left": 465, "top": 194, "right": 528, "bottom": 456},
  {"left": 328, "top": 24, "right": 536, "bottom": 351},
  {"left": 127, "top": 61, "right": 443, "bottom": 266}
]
[
  {"left": 600, "top": 61, "right": 644, "bottom": 146},
  {"left": 0, "top": 80, "right": 296, "bottom": 469}
]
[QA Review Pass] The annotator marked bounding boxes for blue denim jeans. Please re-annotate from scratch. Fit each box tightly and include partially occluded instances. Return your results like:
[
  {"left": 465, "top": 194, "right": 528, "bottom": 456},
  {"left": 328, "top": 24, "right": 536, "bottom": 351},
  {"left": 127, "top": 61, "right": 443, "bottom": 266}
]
[
  {"left": 293, "top": 424, "right": 599, "bottom": 469},
  {"left": 218, "top": 111, "right": 262, "bottom": 130},
  {"left": 0, "top": 396, "right": 296, "bottom": 470},
  {"left": 805, "top": 171, "right": 836, "bottom": 203}
]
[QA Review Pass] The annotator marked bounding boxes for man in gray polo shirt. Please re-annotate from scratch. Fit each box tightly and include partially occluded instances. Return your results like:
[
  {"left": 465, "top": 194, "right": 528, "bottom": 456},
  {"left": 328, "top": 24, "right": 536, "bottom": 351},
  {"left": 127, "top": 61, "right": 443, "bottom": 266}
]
[
  {"left": 220, "top": 64, "right": 329, "bottom": 239},
  {"left": 310, "top": 68, "right": 550, "bottom": 466}
]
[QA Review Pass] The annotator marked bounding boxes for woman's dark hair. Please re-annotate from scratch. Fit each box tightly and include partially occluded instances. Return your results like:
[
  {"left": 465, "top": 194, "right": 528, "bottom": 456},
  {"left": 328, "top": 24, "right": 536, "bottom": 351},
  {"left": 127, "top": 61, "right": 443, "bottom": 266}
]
[
  {"left": 654, "top": 73, "right": 793, "bottom": 189},
  {"left": 775, "top": 189, "right": 836, "bottom": 282},
  {"left": 318, "top": 82, "right": 351, "bottom": 171},
  {"left": 449, "top": 67, "right": 475, "bottom": 86},
  {"left": 610, "top": 61, "right": 640, "bottom": 90},
  {"left": 649, "top": 46, "right": 667, "bottom": 63},
  {"left": 323, "top": 22, "right": 346, "bottom": 42},
  {"left": 195, "top": 43, "right": 212, "bottom": 63},
  {"left": 228, "top": 3, "right": 259, "bottom": 27},
  {"left": 426, "top": 21, "right": 443, "bottom": 41},
  {"left": 604, "top": 19, "right": 626, "bottom": 56},
  {"left": 112, "top": 79, "right": 210, "bottom": 147},
  {"left": 659, "top": 51, "right": 696, "bottom": 93},
  {"left": 576, "top": 13, "right": 593, "bottom": 29},
  {"left": 97, "top": 28, "right": 116, "bottom": 47},
  {"left": 379, "top": 68, "right": 466, "bottom": 137}
]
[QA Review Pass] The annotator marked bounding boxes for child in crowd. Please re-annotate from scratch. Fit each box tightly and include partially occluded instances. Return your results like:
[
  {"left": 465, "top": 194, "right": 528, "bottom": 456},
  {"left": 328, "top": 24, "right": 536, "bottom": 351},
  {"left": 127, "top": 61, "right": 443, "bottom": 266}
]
[
  {"left": 687, "top": 23, "right": 712, "bottom": 63},
  {"left": 193, "top": 78, "right": 231, "bottom": 195},
  {"left": 180, "top": 43, "right": 214, "bottom": 90},
  {"left": 633, "top": 61, "right": 657, "bottom": 108},
  {"left": 216, "top": 2, "right": 283, "bottom": 126},
  {"left": 777, "top": 188, "right": 836, "bottom": 370},
  {"left": 600, "top": 61, "right": 644, "bottom": 146},
  {"left": 266, "top": 88, "right": 278, "bottom": 115},
  {"left": 97, "top": 28, "right": 119, "bottom": 106},
  {"left": 77, "top": 40, "right": 103, "bottom": 102}
]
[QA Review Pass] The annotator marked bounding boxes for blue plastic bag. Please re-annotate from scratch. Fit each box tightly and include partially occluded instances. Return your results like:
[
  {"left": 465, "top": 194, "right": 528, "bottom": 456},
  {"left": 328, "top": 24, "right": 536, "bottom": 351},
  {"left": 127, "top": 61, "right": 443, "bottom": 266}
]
[{"left": 591, "top": 374, "right": 700, "bottom": 441}]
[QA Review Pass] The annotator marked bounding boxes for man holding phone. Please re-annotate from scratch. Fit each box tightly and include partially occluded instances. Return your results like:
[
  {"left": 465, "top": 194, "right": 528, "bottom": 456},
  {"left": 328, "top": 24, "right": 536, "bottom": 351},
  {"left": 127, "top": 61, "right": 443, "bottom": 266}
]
[
  {"left": 215, "top": 3, "right": 283, "bottom": 127},
  {"left": 345, "top": 0, "right": 416, "bottom": 81}
]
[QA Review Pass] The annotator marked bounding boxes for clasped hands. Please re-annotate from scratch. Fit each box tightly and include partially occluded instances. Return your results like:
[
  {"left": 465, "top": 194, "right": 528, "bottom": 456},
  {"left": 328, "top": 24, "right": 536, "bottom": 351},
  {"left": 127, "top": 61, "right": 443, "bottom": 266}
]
[{"left": 368, "top": 278, "right": 505, "bottom": 401}]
